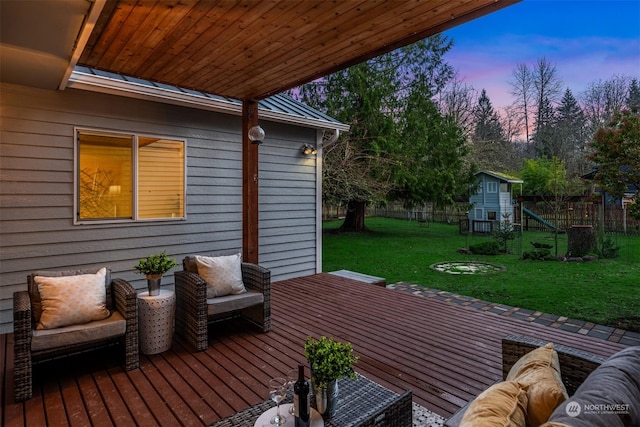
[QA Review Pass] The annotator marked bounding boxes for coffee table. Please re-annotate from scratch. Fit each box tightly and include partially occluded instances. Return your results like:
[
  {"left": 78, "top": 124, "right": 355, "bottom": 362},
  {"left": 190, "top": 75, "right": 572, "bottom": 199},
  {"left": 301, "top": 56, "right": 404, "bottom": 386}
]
[{"left": 209, "top": 374, "right": 412, "bottom": 427}]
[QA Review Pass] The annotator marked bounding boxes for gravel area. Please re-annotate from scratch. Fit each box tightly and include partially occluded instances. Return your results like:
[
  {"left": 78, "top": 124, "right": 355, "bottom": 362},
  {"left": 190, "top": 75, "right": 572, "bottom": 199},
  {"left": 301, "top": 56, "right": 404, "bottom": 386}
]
[{"left": 413, "top": 402, "right": 445, "bottom": 427}]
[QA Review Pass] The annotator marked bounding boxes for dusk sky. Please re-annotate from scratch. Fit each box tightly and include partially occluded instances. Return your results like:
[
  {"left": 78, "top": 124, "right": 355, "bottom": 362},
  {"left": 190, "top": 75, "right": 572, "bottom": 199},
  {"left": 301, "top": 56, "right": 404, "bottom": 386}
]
[{"left": 443, "top": 0, "right": 640, "bottom": 111}]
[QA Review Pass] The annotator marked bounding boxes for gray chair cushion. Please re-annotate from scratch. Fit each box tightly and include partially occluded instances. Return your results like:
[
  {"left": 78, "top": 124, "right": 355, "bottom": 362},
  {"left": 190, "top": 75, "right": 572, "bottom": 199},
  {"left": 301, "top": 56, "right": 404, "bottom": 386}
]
[
  {"left": 31, "top": 311, "right": 126, "bottom": 351},
  {"left": 207, "top": 290, "right": 264, "bottom": 315},
  {"left": 547, "top": 346, "right": 640, "bottom": 427}
]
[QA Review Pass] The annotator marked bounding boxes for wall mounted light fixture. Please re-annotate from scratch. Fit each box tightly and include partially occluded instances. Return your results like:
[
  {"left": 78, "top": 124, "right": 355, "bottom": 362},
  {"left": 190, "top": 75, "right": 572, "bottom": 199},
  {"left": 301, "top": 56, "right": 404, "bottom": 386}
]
[
  {"left": 301, "top": 143, "right": 317, "bottom": 156},
  {"left": 248, "top": 125, "right": 265, "bottom": 144}
]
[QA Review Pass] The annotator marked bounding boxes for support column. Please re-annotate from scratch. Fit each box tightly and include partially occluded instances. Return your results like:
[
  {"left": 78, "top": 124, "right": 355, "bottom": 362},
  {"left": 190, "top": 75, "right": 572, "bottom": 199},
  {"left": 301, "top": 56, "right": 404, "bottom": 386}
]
[{"left": 242, "top": 100, "right": 259, "bottom": 263}]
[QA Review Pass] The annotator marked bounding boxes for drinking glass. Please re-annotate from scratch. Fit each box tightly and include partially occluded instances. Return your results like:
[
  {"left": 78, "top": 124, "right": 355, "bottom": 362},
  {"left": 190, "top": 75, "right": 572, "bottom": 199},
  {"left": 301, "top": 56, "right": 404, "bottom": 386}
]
[
  {"left": 286, "top": 368, "right": 298, "bottom": 415},
  {"left": 269, "top": 377, "right": 288, "bottom": 425}
]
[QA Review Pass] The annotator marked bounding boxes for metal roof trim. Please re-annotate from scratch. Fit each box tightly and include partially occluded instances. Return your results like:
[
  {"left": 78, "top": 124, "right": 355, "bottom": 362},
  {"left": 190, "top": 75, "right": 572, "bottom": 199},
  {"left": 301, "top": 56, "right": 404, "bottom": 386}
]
[{"left": 67, "top": 67, "right": 349, "bottom": 132}]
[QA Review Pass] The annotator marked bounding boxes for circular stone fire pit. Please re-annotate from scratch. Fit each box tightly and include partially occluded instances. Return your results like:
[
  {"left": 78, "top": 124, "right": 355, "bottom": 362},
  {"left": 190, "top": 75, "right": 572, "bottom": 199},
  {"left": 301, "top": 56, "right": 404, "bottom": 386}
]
[{"left": 429, "top": 261, "right": 506, "bottom": 275}]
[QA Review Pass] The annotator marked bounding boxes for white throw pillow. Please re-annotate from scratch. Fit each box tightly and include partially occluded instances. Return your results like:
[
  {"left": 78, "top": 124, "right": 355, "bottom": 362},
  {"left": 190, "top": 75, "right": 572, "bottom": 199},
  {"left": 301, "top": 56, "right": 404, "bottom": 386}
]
[
  {"left": 35, "top": 267, "right": 110, "bottom": 329},
  {"left": 195, "top": 254, "right": 246, "bottom": 298}
]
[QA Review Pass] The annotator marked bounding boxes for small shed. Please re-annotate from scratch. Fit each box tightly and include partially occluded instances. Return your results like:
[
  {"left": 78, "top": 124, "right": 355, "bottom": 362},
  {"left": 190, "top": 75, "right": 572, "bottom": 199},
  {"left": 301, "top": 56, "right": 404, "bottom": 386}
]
[{"left": 468, "top": 171, "right": 523, "bottom": 233}]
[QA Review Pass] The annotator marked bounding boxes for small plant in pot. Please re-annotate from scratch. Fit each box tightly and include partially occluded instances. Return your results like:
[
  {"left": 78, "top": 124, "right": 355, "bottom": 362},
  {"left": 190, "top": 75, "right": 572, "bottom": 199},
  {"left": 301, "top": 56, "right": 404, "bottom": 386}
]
[
  {"left": 134, "top": 251, "right": 177, "bottom": 296},
  {"left": 304, "top": 336, "right": 359, "bottom": 416}
]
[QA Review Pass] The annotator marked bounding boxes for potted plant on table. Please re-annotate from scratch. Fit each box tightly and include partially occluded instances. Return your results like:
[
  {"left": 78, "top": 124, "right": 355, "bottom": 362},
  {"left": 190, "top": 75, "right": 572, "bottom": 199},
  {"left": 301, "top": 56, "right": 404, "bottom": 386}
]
[
  {"left": 304, "top": 336, "right": 359, "bottom": 416},
  {"left": 134, "top": 251, "right": 177, "bottom": 296}
]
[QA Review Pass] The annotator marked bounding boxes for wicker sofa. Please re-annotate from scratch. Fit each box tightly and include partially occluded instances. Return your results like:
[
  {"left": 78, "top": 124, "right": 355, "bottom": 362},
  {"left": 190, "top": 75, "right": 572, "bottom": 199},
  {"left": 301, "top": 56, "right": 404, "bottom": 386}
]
[
  {"left": 174, "top": 256, "right": 271, "bottom": 352},
  {"left": 445, "top": 335, "right": 607, "bottom": 427},
  {"left": 446, "top": 335, "right": 640, "bottom": 427},
  {"left": 13, "top": 268, "right": 139, "bottom": 402}
]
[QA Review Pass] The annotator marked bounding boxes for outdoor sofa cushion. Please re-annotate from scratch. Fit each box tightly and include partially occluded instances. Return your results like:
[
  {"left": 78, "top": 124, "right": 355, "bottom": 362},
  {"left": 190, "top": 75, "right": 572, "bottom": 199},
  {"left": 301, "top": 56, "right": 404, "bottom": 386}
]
[
  {"left": 506, "top": 342, "right": 568, "bottom": 426},
  {"left": 542, "top": 346, "right": 640, "bottom": 427},
  {"left": 460, "top": 380, "right": 528, "bottom": 427}
]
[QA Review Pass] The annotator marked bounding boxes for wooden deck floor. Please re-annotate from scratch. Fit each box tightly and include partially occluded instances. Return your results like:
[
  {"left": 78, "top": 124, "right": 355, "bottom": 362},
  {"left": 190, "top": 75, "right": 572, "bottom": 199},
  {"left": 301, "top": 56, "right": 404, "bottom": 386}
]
[{"left": 1, "top": 273, "right": 628, "bottom": 426}]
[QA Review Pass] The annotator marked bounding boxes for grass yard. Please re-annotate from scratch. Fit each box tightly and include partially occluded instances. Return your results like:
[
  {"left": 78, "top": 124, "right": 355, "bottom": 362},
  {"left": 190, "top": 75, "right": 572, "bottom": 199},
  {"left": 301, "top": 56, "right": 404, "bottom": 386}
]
[{"left": 323, "top": 217, "right": 640, "bottom": 331}]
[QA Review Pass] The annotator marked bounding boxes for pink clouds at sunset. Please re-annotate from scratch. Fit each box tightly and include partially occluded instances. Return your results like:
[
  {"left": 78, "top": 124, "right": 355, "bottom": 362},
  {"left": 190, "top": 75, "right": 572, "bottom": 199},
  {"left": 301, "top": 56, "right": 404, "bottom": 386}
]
[{"left": 443, "top": 0, "right": 640, "bottom": 110}]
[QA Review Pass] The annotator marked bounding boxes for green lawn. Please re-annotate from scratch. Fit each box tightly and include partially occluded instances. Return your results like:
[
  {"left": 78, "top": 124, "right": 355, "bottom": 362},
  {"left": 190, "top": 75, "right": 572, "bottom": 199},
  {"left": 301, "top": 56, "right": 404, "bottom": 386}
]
[{"left": 322, "top": 217, "right": 640, "bottom": 331}]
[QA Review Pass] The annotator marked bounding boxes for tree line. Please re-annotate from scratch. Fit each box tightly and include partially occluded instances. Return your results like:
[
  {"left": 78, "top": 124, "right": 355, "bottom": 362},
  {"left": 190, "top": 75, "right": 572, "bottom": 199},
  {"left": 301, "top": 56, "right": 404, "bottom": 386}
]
[
  {"left": 442, "top": 58, "right": 639, "bottom": 178},
  {"left": 290, "top": 35, "right": 640, "bottom": 232}
]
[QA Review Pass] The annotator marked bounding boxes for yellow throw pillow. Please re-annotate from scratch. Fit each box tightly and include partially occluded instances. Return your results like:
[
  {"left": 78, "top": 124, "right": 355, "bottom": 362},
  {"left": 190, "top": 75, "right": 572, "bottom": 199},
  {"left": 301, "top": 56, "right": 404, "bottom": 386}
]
[
  {"left": 195, "top": 254, "right": 246, "bottom": 298},
  {"left": 506, "top": 343, "right": 568, "bottom": 427},
  {"left": 35, "top": 267, "right": 110, "bottom": 329},
  {"left": 460, "top": 381, "right": 528, "bottom": 427}
]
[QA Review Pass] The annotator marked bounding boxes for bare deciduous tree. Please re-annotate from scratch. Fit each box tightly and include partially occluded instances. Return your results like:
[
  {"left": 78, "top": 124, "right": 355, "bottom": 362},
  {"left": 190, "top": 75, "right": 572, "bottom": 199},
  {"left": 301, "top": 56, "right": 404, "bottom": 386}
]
[
  {"left": 509, "top": 63, "right": 534, "bottom": 143},
  {"left": 438, "top": 74, "right": 477, "bottom": 138},
  {"left": 532, "top": 57, "right": 563, "bottom": 136},
  {"left": 581, "top": 75, "right": 631, "bottom": 137}
]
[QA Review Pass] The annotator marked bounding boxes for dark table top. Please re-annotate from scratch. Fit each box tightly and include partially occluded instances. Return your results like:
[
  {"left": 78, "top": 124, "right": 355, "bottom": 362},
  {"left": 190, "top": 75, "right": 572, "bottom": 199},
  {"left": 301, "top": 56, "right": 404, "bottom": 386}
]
[{"left": 209, "top": 374, "right": 412, "bottom": 427}]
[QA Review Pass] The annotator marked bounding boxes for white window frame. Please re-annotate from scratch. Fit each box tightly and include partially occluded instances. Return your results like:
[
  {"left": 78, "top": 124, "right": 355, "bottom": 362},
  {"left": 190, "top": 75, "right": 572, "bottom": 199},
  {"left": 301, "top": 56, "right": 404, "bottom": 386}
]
[
  {"left": 487, "top": 181, "right": 498, "bottom": 193},
  {"left": 74, "top": 127, "right": 187, "bottom": 225}
]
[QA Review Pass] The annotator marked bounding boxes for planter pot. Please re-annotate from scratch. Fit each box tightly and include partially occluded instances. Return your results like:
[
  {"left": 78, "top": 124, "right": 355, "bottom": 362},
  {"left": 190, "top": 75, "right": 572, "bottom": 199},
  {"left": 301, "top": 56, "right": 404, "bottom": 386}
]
[
  {"left": 146, "top": 274, "right": 162, "bottom": 296},
  {"left": 314, "top": 380, "right": 339, "bottom": 417}
]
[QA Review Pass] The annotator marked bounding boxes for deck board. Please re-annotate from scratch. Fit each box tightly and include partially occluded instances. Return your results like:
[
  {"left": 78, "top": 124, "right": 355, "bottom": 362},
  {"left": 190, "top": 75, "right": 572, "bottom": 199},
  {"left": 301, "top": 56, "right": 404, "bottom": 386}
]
[{"left": 2, "top": 273, "right": 628, "bottom": 425}]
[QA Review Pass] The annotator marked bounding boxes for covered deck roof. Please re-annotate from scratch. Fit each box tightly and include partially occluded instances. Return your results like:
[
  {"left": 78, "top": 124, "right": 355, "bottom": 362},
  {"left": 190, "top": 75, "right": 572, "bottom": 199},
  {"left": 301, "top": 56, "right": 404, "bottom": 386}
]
[
  {"left": 1, "top": 274, "right": 628, "bottom": 425},
  {"left": 1, "top": 0, "right": 520, "bottom": 100}
]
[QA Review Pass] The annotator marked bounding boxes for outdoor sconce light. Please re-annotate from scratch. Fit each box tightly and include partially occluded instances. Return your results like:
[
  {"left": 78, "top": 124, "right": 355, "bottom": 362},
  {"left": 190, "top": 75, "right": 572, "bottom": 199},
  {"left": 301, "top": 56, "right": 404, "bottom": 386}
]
[
  {"left": 301, "top": 143, "right": 317, "bottom": 156},
  {"left": 248, "top": 125, "right": 265, "bottom": 145}
]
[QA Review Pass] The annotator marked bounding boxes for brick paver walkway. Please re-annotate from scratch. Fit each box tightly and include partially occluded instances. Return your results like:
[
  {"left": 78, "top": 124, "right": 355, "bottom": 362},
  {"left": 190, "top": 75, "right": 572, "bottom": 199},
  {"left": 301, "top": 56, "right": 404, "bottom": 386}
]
[{"left": 388, "top": 282, "right": 640, "bottom": 347}]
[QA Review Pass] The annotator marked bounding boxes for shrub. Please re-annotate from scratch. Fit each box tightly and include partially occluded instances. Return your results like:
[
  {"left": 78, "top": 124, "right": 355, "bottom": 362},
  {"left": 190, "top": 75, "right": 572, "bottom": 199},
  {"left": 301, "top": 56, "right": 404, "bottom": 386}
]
[
  {"left": 596, "top": 237, "right": 620, "bottom": 259},
  {"left": 469, "top": 241, "right": 501, "bottom": 255},
  {"left": 522, "top": 248, "right": 556, "bottom": 261},
  {"left": 492, "top": 219, "right": 516, "bottom": 253}
]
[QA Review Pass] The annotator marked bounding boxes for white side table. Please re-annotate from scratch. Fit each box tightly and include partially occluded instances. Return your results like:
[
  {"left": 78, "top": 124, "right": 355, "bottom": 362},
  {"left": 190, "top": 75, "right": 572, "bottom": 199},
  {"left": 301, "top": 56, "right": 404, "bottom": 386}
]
[{"left": 138, "top": 289, "right": 176, "bottom": 355}]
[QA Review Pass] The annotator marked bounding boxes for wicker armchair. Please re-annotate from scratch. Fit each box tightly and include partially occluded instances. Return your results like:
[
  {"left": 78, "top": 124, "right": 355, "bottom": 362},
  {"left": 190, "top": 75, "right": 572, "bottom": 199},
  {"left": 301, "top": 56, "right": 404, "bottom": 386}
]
[
  {"left": 13, "top": 268, "right": 139, "bottom": 402},
  {"left": 174, "top": 256, "right": 271, "bottom": 352}
]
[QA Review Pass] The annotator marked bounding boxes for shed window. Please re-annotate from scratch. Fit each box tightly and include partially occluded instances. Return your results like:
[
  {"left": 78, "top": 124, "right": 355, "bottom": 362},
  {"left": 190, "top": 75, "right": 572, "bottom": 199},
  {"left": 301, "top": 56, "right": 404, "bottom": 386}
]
[
  {"left": 487, "top": 182, "right": 498, "bottom": 193},
  {"left": 487, "top": 211, "right": 497, "bottom": 220},
  {"left": 76, "top": 129, "right": 185, "bottom": 223}
]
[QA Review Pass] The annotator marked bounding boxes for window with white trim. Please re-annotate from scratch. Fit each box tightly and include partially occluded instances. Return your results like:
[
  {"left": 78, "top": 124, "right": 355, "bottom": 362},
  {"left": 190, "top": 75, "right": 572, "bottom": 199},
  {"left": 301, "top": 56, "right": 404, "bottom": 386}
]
[
  {"left": 75, "top": 129, "right": 185, "bottom": 223},
  {"left": 487, "top": 182, "right": 498, "bottom": 193}
]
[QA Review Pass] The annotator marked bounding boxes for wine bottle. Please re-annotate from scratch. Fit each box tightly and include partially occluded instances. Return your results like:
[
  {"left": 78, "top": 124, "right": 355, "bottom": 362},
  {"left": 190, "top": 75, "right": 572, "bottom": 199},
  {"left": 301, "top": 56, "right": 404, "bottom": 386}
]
[{"left": 294, "top": 364, "right": 310, "bottom": 427}]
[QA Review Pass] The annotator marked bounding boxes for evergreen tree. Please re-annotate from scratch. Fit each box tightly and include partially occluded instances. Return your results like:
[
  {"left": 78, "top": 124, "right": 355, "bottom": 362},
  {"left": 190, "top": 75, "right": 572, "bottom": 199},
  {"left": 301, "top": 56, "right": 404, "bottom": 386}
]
[
  {"left": 473, "top": 89, "right": 505, "bottom": 142},
  {"left": 532, "top": 96, "right": 557, "bottom": 158},
  {"left": 470, "top": 89, "right": 511, "bottom": 170},
  {"left": 555, "top": 88, "right": 588, "bottom": 175},
  {"left": 627, "top": 78, "right": 640, "bottom": 110},
  {"left": 296, "top": 35, "right": 475, "bottom": 232}
]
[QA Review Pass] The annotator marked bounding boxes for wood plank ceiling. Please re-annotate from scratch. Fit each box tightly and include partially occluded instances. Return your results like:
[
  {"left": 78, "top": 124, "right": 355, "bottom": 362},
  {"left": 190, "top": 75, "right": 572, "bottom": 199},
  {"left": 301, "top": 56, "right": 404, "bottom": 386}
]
[{"left": 79, "top": 0, "right": 519, "bottom": 101}]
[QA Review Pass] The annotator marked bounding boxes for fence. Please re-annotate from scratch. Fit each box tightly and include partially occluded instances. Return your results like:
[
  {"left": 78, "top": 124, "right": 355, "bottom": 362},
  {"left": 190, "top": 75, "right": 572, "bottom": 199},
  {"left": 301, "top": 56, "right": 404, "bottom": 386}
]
[
  {"left": 322, "top": 201, "right": 640, "bottom": 235},
  {"left": 517, "top": 202, "right": 639, "bottom": 235}
]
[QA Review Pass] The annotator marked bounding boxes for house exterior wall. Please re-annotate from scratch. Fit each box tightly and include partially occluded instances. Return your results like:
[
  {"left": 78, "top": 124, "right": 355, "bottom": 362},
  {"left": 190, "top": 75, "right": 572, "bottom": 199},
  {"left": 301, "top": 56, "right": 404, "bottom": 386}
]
[{"left": 0, "top": 82, "right": 319, "bottom": 333}]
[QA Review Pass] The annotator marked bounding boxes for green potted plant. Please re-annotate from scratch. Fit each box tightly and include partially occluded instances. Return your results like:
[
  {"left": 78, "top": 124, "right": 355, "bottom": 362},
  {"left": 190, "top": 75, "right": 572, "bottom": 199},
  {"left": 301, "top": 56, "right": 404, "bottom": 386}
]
[
  {"left": 134, "top": 251, "right": 177, "bottom": 296},
  {"left": 304, "top": 336, "right": 358, "bottom": 416}
]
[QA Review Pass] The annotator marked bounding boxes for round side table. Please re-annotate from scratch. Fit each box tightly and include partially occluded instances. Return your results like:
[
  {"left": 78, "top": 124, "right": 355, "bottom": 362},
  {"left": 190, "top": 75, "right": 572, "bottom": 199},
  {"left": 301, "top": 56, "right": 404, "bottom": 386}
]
[{"left": 138, "top": 289, "right": 176, "bottom": 355}]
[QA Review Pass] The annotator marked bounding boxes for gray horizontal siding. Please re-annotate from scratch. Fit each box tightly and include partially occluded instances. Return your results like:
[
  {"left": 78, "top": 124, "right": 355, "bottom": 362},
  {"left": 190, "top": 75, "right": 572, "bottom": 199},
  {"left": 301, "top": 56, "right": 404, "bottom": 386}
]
[
  {"left": 0, "top": 82, "right": 320, "bottom": 333},
  {"left": 259, "top": 126, "right": 319, "bottom": 280}
]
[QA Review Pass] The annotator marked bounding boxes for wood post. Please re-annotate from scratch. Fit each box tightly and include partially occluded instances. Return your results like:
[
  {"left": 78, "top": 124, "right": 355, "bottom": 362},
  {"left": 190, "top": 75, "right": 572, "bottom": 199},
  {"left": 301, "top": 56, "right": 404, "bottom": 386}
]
[{"left": 242, "top": 100, "right": 259, "bottom": 263}]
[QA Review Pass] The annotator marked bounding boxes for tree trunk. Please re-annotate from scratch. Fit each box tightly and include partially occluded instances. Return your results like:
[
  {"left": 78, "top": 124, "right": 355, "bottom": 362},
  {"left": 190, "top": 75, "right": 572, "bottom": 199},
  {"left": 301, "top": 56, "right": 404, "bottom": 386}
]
[
  {"left": 339, "top": 201, "right": 369, "bottom": 232},
  {"left": 567, "top": 225, "right": 595, "bottom": 257}
]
